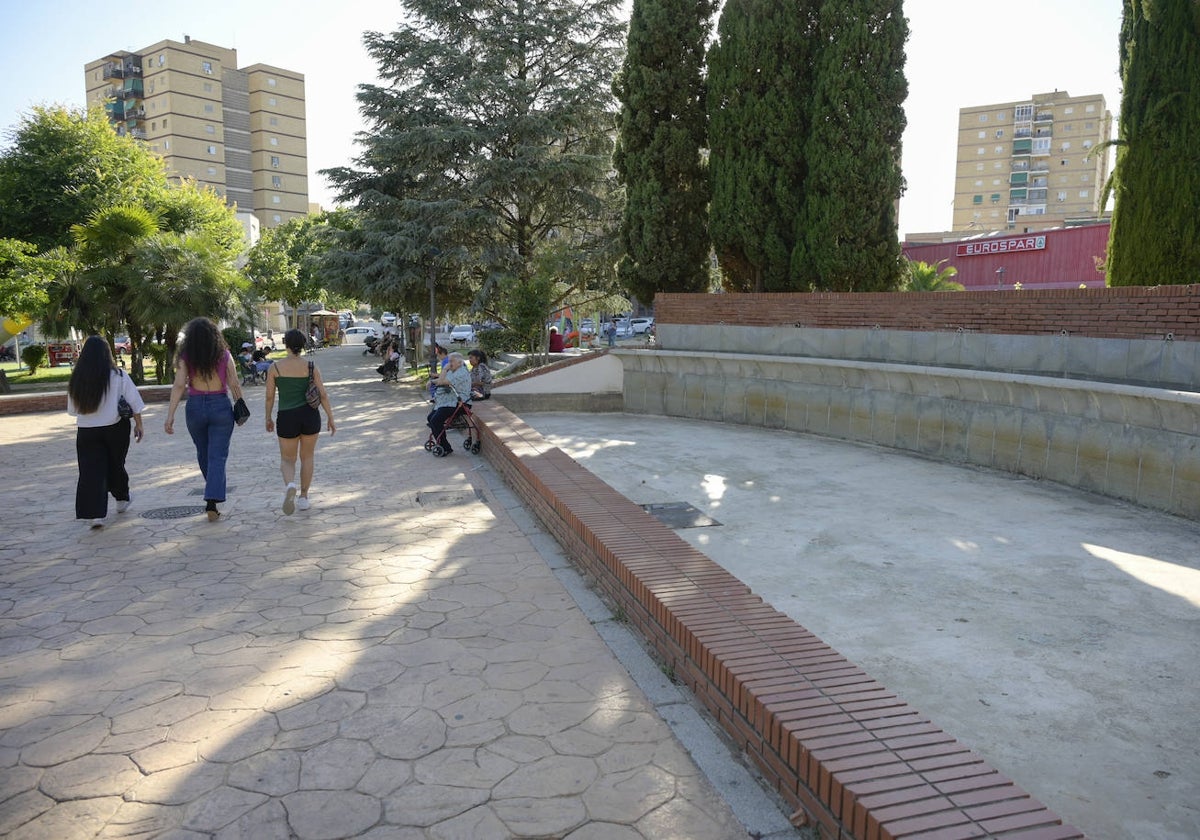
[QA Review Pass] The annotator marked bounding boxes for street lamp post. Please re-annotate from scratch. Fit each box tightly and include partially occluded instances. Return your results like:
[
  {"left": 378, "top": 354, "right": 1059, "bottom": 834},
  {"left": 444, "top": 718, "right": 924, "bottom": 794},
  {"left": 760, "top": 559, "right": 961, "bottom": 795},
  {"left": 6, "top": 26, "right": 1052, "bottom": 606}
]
[
  {"left": 426, "top": 247, "right": 440, "bottom": 370},
  {"left": 995, "top": 266, "right": 1006, "bottom": 290}
]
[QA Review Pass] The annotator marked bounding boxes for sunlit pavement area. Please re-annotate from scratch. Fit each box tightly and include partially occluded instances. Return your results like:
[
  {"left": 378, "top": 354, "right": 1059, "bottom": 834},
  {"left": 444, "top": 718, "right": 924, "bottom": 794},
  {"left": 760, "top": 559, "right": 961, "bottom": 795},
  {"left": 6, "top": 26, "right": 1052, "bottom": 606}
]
[
  {"left": 522, "top": 411, "right": 1200, "bottom": 840},
  {"left": 0, "top": 346, "right": 801, "bottom": 840}
]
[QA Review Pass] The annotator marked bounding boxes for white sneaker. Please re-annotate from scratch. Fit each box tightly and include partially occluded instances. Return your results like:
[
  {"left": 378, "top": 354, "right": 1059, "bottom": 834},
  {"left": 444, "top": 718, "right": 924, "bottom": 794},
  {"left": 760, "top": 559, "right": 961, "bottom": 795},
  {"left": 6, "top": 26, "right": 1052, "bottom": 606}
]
[
  {"left": 116, "top": 496, "right": 132, "bottom": 513},
  {"left": 296, "top": 496, "right": 311, "bottom": 511},
  {"left": 282, "top": 483, "right": 297, "bottom": 515}
]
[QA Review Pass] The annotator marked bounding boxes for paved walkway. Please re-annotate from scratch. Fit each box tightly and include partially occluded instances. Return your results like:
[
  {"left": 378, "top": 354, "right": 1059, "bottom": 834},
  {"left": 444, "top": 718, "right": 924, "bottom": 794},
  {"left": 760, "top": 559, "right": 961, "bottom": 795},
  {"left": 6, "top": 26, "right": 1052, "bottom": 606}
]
[
  {"left": 522, "top": 411, "right": 1200, "bottom": 840},
  {"left": 0, "top": 347, "right": 794, "bottom": 840}
]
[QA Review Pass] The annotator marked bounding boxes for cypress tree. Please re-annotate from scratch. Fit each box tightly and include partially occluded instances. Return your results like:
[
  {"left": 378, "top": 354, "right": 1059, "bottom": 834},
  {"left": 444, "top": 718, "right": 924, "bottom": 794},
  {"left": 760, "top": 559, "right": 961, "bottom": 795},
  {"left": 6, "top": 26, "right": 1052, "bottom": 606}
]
[
  {"left": 707, "top": 0, "right": 819, "bottom": 291},
  {"left": 1107, "top": 0, "right": 1200, "bottom": 286},
  {"left": 796, "top": 0, "right": 907, "bottom": 291},
  {"left": 613, "top": 0, "right": 716, "bottom": 303}
]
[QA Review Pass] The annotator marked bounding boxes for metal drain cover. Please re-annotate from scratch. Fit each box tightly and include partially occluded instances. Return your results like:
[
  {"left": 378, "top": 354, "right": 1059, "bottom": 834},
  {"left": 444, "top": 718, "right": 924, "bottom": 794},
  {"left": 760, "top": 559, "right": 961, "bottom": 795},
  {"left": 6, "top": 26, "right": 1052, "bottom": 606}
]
[
  {"left": 417, "top": 489, "right": 485, "bottom": 506},
  {"left": 188, "top": 487, "right": 235, "bottom": 495},
  {"left": 640, "top": 502, "right": 721, "bottom": 529},
  {"left": 141, "top": 506, "right": 207, "bottom": 520}
]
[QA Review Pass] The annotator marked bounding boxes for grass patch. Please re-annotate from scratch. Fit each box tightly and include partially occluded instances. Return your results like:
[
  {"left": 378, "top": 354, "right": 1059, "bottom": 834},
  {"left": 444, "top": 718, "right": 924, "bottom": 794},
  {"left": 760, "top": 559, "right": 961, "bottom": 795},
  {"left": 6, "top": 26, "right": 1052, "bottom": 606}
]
[{"left": 2, "top": 358, "right": 161, "bottom": 389}]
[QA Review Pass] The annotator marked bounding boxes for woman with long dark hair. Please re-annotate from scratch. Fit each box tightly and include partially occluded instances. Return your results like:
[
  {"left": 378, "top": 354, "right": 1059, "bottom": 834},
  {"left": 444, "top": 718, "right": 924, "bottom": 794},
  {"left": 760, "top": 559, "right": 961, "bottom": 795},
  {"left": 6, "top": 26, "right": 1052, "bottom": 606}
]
[
  {"left": 165, "top": 317, "right": 244, "bottom": 521},
  {"left": 67, "top": 335, "right": 145, "bottom": 528},
  {"left": 264, "top": 328, "right": 336, "bottom": 514}
]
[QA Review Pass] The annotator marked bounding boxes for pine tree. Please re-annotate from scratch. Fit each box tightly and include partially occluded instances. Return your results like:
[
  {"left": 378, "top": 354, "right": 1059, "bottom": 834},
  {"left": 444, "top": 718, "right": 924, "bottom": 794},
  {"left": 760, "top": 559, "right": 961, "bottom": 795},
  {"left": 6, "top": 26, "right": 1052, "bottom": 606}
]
[
  {"left": 707, "top": 0, "right": 819, "bottom": 291},
  {"left": 796, "top": 0, "right": 907, "bottom": 291},
  {"left": 323, "top": 0, "right": 626, "bottom": 316},
  {"left": 1107, "top": 0, "right": 1200, "bottom": 286},
  {"left": 613, "top": 0, "right": 716, "bottom": 303}
]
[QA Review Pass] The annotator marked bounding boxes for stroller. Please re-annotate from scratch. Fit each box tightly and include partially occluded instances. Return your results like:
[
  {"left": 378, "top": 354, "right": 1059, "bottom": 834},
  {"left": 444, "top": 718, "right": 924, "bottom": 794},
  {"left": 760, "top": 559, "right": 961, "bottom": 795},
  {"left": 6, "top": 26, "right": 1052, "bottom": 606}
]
[
  {"left": 425, "top": 384, "right": 481, "bottom": 456},
  {"left": 376, "top": 354, "right": 400, "bottom": 382}
]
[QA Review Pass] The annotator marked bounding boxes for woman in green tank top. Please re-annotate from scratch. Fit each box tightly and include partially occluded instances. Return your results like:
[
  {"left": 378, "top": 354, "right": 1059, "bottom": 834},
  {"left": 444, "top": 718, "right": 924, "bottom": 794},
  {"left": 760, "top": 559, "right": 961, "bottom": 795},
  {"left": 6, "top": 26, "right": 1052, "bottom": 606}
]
[{"left": 265, "top": 329, "right": 336, "bottom": 514}]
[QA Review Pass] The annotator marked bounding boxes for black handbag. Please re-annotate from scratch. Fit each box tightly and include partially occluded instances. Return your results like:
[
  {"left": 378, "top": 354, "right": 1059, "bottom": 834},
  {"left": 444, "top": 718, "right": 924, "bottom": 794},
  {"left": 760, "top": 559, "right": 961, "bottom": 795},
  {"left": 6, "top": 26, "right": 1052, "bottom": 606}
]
[
  {"left": 116, "top": 370, "right": 134, "bottom": 419},
  {"left": 232, "top": 397, "right": 251, "bottom": 426}
]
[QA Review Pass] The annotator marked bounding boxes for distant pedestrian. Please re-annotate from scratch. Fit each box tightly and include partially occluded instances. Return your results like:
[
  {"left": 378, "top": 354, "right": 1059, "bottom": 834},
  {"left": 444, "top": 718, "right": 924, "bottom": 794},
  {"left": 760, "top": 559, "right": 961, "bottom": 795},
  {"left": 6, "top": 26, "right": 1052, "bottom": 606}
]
[
  {"left": 67, "top": 335, "right": 146, "bottom": 528},
  {"left": 468, "top": 349, "right": 492, "bottom": 400},
  {"left": 165, "top": 317, "right": 245, "bottom": 522},
  {"left": 606, "top": 318, "right": 618, "bottom": 347},
  {"left": 265, "top": 329, "right": 336, "bottom": 514}
]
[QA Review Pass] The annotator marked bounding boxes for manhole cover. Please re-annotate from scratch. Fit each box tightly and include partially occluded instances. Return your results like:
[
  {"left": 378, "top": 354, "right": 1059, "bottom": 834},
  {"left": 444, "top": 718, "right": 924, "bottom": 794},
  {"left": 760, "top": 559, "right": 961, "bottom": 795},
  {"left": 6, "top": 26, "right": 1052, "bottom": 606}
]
[
  {"left": 640, "top": 502, "right": 721, "bottom": 529},
  {"left": 188, "top": 487, "right": 235, "bottom": 495},
  {"left": 417, "top": 489, "right": 486, "bottom": 506},
  {"left": 141, "top": 506, "right": 207, "bottom": 520}
]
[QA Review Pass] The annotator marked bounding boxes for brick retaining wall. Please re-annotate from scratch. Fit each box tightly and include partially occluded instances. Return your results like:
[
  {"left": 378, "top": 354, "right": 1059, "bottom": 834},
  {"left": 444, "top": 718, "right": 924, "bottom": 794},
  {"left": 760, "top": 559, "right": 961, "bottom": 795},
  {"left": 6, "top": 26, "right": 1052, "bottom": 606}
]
[
  {"left": 656, "top": 285, "right": 1200, "bottom": 342},
  {"left": 471, "top": 400, "right": 1086, "bottom": 840}
]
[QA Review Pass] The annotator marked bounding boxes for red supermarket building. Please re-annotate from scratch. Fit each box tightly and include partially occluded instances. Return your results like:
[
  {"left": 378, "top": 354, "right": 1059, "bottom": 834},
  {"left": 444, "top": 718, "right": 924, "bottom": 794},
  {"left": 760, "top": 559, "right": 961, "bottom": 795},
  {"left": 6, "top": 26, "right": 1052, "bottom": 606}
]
[{"left": 902, "top": 222, "right": 1109, "bottom": 290}]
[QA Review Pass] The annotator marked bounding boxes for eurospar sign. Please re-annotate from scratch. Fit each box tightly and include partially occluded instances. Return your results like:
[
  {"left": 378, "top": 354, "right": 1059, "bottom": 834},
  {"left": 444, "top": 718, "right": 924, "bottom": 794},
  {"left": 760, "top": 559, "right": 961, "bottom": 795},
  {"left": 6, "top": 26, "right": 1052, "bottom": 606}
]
[{"left": 956, "top": 235, "right": 1047, "bottom": 257}]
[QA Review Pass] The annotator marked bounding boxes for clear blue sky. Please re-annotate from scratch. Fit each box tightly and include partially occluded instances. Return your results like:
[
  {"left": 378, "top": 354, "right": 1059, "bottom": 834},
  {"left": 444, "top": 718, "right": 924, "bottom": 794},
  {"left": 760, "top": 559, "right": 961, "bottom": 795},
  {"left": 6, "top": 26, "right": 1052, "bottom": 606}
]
[{"left": 1, "top": 0, "right": 1123, "bottom": 237}]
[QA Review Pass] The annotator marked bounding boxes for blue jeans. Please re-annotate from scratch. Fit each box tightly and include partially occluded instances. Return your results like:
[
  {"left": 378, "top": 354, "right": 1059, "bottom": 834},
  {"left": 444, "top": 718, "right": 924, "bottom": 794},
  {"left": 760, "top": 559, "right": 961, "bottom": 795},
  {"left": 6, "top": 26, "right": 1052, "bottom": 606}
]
[{"left": 185, "top": 393, "right": 234, "bottom": 502}]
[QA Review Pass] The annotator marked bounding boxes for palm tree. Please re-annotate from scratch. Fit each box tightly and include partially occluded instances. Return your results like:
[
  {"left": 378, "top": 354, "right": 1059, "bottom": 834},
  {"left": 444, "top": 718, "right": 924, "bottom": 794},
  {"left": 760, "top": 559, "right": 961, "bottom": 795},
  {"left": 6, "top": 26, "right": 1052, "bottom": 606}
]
[{"left": 903, "top": 259, "right": 964, "bottom": 292}]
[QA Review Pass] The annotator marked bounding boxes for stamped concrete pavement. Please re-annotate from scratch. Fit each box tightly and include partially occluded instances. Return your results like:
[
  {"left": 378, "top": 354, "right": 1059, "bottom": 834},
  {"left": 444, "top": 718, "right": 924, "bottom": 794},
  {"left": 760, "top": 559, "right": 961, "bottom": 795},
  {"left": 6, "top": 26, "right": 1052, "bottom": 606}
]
[{"left": 0, "top": 348, "right": 796, "bottom": 840}]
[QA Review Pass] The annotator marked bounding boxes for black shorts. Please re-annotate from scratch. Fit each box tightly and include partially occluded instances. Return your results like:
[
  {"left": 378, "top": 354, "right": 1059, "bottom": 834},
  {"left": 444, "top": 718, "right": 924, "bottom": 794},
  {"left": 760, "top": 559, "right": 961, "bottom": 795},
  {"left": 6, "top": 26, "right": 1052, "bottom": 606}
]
[{"left": 276, "top": 405, "right": 320, "bottom": 439}]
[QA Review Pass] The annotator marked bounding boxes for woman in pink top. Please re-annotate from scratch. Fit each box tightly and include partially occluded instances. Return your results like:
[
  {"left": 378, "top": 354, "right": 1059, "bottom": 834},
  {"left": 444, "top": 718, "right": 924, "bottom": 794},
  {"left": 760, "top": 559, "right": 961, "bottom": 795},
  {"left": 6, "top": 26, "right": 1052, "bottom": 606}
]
[{"left": 165, "top": 317, "right": 245, "bottom": 521}]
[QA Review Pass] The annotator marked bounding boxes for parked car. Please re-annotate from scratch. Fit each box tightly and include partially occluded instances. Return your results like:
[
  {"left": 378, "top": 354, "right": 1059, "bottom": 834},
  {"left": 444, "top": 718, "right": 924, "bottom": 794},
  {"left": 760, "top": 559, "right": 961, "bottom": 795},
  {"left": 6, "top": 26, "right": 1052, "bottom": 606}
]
[
  {"left": 614, "top": 319, "right": 633, "bottom": 338},
  {"left": 114, "top": 335, "right": 132, "bottom": 355},
  {"left": 579, "top": 319, "right": 595, "bottom": 337},
  {"left": 450, "top": 324, "right": 477, "bottom": 343},
  {"left": 380, "top": 312, "right": 397, "bottom": 326},
  {"left": 254, "top": 331, "right": 276, "bottom": 351},
  {"left": 629, "top": 317, "right": 655, "bottom": 335},
  {"left": 344, "top": 325, "right": 381, "bottom": 341},
  {"left": 338, "top": 311, "right": 355, "bottom": 329}
]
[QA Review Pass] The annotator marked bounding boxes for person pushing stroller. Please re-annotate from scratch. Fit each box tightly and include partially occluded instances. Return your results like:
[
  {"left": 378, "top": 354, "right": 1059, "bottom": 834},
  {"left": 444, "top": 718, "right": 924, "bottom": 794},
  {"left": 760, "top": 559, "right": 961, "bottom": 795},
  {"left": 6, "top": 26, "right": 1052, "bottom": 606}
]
[{"left": 427, "top": 352, "right": 472, "bottom": 456}]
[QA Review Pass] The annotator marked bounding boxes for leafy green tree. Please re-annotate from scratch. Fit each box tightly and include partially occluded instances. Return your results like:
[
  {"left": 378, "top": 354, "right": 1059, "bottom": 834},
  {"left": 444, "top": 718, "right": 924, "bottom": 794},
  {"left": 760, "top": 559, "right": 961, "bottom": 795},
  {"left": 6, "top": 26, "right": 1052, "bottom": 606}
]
[
  {"left": 903, "top": 259, "right": 963, "bottom": 292},
  {"left": 797, "top": 0, "right": 907, "bottom": 291},
  {"left": 0, "top": 106, "right": 166, "bottom": 252},
  {"left": 613, "top": 0, "right": 716, "bottom": 303},
  {"left": 1107, "top": 0, "right": 1200, "bottom": 286},
  {"left": 0, "top": 239, "right": 58, "bottom": 318},
  {"left": 707, "top": 0, "right": 819, "bottom": 291},
  {"left": 323, "top": 0, "right": 626, "bottom": 329}
]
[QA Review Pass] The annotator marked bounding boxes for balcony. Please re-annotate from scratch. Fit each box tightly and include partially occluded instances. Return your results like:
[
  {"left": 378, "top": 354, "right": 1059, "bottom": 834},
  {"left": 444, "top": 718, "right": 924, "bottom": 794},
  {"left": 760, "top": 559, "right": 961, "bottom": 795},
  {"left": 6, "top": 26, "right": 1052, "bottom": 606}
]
[
  {"left": 117, "top": 80, "right": 144, "bottom": 100},
  {"left": 1011, "top": 160, "right": 1030, "bottom": 171},
  {"left": 1035, "top": 111, "right": 1054, "bottom": 122},
  {"left": 129, "top": 128, "right": 147, "bottom": 140},
  {"left": 1010, "top": 172, "right": 1029, "bottom": 185},
  {"left": 1012, "top": 138, "right": 1032, "bottom": 155},
  {"left": 102, "top": 61, "right": 142, "bottom": 80},
  {"left": 1013, "top": 128, "right": 1032, "bottom": 139}
]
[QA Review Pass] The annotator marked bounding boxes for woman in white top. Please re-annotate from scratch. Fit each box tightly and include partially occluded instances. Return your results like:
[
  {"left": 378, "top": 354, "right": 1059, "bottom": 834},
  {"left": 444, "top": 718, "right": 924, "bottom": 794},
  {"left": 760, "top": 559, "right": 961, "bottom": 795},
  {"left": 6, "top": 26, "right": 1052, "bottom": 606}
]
[{"left": 67, "top": 335, "right": 146, "bottom": 528}]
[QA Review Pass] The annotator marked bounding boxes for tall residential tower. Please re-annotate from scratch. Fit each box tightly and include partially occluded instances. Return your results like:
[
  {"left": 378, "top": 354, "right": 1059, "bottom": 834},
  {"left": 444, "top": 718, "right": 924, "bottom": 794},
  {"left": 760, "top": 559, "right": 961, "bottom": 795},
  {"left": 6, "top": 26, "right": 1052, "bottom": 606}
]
[
  {"left": 952, "top": 91, "right": 1112, "bottom": 233},
  {"left": 85, "top": 36, "right": 308, "bottom": 232}
]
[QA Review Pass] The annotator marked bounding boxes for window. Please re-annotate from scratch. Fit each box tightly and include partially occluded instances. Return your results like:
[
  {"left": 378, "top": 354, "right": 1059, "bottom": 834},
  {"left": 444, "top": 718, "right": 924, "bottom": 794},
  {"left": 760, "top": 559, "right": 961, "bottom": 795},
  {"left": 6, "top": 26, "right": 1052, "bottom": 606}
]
[
  {"left": 976, "top": 163, "right": 984, "bottom": 171},
  {"left": 1079, "top": 189, "right": 1090, "bottom": 198},
  {"left": 996, "top": 112, "right": 1005, "bottom": 121},
  {"left": 994, "top": 146, "right": 1003, "bottom": 154},
  {"left": 207, "top": 145, "right": 217, "bottom": 155},
  {"left": 151, "top": 121, "right": 156, "bottom": 130},
  {"left": 1032, "top": 138, "right": 1051, "bottom": 153},
  {"left": 1086, "top": 104, "right": 1096, "bottom": 113},
  {"left": 204, "top": 104, "right": 214, "bottom": 113},
  {"left": 269, "top": 117, "right": 278, "bottom": 126},
  {"left": 1082, "top": 140, "right": 1093, "bottom": 149},
  {"left": 1061, "top": 159, "right": 1069, "bottom": 166},
  {"left": 991, "top": 194, "right": 1001, "bottom": 204},
  {"left": 268, "top": 78, "right": 277, "bottom": 87},
  {"left": 994, "top": 162, "right": 1002, "bottom": 170},
  {"left": 1061, "top": 141, "right": 1070, "bottom": 151},
  {"left": 202, "top": 61, "right": 213, "bottom": 75},
  {"left": 977, "top": 147, "right": 986, "bottom": 155},
  {"left": 272, "top": 175, "right": 282, "bottom": 187},
  {"left": 269, "top": 137, "right": 278, "bottom": 146},
  {"left": 995, "top": 129, "right": 1004, "bottom": 138},
  {"left": 204, "top": 82, "right": 213, "bottom": 92},
  {"left": 270, "top": 155, "right": 280, "bottom": 168},
  {"left": 1057, "top": 191, "right": 1067, "bottom": 202},
  {"left": 974, "top": 179, "right": 983, "bottom": 187},
  {"left": 1064, "top": 107, "right": 1074, "bottom": 115},
  {"left": 272, "top": 214, "right": 282, "bottom": 223},
  {"left": 272, "top": 195, "right": 281, "bottom": 204},
  {"left": 158, "top": 54, "right": 165, "bottom": 66},
  {"left": 993, "top": 179, "right": 1002, "bottom": 186},
  {"left": 1085, "top": 121, "right": 1095, "bottom": 130},
  {"left": 978, "top": 130, "right": 986, "bottom": 139},
  {"left": 979, "top": 113, "right": 988, "bottom": 123},
  {"left": 268, "top": 97, "right": 277, "bottom": 106},
  {"left": 205, "top": 125, "right": 215, "bottom": 134},
  {"left": 162, "top": 118, "right": 167, "bottom": 128},
  {"left": 1015, "top": 104, "right": 1033, "bottom": 121},
  {"left": 1082, "top": 173, "right": 1090, "bottom": 182},
  {"left": 163, "top": 140, "right": 169, "bottom": 150},
  {"left": 972, "top": 195, "right": 983, "bottom": 205}
]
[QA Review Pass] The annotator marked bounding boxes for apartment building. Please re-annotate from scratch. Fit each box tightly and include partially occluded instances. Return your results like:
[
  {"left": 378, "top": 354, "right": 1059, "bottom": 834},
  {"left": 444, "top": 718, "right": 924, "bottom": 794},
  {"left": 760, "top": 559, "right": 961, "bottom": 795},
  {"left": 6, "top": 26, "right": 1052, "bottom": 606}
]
[
  {"left": 84, "top": 36, "right": 308, "bottom": 231},
  {"left": 952, "top": 91, "right": 1112, "bottom": 234}
]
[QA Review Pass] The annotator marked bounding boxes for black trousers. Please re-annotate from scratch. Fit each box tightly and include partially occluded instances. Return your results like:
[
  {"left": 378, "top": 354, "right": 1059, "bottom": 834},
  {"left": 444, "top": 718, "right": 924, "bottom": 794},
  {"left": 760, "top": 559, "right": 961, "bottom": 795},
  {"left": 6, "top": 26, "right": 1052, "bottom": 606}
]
[
  {"left": 75, "top": 420, "right": 131, "bottom": 519},
  {"left": 428, "top": 405, "right": 458, "bottom": 451}
]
